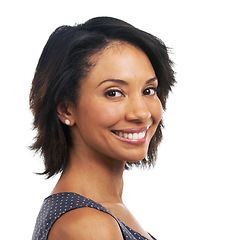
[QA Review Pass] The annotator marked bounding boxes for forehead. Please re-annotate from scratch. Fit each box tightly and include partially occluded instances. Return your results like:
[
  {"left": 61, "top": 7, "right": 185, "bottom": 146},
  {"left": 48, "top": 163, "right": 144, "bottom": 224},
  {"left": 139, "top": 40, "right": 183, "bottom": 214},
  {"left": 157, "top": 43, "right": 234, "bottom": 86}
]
[{"left": 85, "top": 42, "right": 156, "bottom": 85}]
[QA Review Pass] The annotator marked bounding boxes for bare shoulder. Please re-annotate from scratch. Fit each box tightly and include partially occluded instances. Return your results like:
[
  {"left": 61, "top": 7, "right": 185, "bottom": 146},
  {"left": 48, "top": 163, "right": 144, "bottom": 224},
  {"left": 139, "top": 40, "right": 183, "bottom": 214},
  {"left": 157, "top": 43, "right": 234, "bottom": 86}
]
[{"left": 48, "top": 207, "right": 124, "bottom": 240}]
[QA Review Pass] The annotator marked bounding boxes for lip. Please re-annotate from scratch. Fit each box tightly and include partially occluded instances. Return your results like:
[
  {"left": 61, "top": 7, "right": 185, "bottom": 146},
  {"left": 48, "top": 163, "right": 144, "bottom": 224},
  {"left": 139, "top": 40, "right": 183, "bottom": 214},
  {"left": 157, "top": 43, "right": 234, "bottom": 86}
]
[{"left": 111, "top": 125, "right": 150, "bottom": 145}]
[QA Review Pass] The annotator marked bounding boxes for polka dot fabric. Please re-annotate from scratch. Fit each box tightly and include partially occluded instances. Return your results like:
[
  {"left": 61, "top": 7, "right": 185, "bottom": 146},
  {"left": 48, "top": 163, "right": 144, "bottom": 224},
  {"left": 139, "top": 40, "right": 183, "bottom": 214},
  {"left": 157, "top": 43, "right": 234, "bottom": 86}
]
[{"left": 32, "top": 192, "right": 156, "bottom": 240}]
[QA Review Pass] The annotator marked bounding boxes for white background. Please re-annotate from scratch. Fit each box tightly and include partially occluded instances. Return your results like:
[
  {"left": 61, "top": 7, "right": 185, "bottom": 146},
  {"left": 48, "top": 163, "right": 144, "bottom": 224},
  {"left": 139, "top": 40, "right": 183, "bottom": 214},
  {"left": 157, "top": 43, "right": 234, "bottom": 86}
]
[{"left": 1, "top": 0, "right": 237, "bottom": 239}]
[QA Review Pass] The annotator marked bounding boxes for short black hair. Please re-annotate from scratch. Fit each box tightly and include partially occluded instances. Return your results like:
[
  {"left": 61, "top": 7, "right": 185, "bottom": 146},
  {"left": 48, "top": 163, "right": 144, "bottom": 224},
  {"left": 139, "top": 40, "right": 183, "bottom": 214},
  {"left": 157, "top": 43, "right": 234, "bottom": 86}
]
[{"left": 29, "top": 16, "right": 175, "bottom": 178}]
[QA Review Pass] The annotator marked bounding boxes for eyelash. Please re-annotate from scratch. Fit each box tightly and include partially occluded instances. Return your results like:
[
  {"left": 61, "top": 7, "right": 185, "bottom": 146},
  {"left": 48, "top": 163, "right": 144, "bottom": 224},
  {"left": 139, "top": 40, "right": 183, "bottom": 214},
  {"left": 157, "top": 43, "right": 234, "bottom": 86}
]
[
  {"left": 143, "top": 87, "right": 157, "bottom": 96},
  {"left": 104, "top": 87, "right": 157, "bottom": 98},
  {"left": 104, "top": 89, "right": 124, "bottom": 98}
]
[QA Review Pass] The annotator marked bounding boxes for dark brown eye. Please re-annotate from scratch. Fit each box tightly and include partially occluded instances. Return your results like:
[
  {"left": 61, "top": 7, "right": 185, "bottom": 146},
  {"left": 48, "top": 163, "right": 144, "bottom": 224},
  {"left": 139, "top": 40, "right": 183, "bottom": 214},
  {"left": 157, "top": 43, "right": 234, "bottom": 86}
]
[
  {"left": 105, "top": 90, "right": 123, "bottom": 98},
  {"left": 143, "top": 87, "right": 156, "bottom": 96}
]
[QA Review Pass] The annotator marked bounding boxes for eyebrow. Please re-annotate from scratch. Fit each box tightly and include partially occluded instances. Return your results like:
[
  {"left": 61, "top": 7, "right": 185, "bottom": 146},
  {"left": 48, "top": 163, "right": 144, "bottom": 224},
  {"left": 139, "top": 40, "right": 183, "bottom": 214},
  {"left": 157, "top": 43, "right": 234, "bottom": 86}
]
[{"left": 97, "top": 77, "right": 158, "bottom": 87}]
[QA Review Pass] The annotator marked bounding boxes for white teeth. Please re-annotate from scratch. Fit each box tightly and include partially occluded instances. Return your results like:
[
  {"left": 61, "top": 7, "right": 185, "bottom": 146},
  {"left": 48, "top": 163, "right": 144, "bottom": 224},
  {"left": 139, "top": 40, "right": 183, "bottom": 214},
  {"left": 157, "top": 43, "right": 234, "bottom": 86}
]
[
  {"left": 139, "top": 132, "right": 144, "bottom": 139},
  {"left": 114, "top": 131, "right": 146, "bottom": 140},
  {"left": 133, "top": 133, "right": 138, "bottom": 140},
  {"left": 128, "top": 133, "right": 133, "bottom": 139}
]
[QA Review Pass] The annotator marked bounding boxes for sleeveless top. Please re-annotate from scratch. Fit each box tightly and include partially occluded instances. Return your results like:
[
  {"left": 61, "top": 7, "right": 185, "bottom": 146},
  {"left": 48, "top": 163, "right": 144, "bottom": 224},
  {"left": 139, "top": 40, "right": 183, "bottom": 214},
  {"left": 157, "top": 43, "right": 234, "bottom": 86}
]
[{"left": 32, "top": 192, "right": 156, "bottom": 240}]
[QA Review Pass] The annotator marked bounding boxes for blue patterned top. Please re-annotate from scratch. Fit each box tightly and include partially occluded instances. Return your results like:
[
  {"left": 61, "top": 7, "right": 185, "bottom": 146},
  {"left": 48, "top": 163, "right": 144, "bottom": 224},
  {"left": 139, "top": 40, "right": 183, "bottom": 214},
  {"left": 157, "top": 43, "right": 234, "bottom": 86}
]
[{"left": 32, "top": 192, "right": 156, "bottom": 240}]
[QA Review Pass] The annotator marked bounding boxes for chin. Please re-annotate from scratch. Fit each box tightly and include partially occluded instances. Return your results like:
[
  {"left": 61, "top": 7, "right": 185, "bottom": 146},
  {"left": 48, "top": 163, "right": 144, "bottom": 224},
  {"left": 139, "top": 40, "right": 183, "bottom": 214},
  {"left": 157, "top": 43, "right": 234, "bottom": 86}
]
[
  {"left": 113, "top": 146, "right": 148, "bottom": 163},
  {"left": 121, "top": 154, "right": 147, "bottom": 164}
]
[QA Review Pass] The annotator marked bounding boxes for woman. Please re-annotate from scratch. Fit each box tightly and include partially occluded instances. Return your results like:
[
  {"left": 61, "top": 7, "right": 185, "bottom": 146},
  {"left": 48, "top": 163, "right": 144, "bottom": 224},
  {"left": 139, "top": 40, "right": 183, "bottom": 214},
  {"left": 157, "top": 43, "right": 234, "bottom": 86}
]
[{"left": 30, "top": 17, "right": 175, "bottom": 240}]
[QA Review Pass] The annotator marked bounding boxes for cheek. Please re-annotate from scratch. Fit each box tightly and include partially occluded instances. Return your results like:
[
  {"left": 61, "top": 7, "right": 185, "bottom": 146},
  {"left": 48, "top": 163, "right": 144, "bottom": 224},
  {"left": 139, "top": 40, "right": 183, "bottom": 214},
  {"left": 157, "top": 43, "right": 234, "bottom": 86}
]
[
  {"left": 82, "top": 102, "right": 124, "bottom": 128},
  {"left": 149, "top": 98, "right": 163, "bottom": 122}
]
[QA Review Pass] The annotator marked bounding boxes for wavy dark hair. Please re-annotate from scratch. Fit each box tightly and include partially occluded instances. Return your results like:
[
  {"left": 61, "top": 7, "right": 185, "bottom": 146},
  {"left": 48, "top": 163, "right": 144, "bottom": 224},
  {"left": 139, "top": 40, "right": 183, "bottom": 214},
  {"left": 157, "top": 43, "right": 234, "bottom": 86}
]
[{"left": 29, "top": 16, "right": 175, "bottom": 178}]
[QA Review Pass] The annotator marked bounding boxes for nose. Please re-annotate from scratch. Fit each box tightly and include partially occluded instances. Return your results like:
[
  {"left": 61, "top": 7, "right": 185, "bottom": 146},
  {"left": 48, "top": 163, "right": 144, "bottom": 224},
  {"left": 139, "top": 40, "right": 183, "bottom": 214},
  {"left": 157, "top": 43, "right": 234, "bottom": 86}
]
[{"left": 125, "top": 95, "right": 151, "bottom": 122}]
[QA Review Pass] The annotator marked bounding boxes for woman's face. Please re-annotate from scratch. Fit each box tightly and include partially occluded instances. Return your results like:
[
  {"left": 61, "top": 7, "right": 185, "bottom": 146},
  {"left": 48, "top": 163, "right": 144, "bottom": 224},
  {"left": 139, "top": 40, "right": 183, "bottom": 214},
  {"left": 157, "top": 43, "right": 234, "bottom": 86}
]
[{"left": 69, "top": 43, "right": 162, "bottom": 164}]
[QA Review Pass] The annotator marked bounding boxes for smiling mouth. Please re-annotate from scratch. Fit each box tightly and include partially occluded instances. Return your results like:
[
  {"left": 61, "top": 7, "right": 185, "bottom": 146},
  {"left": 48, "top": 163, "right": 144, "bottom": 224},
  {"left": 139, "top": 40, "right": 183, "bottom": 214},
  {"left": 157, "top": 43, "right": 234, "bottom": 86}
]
[
  {"left": 111, "top": 126, "right": 150, "bottom": 144},
  {"left": 112, "top": 131, "right": 146, "bottom": 140}
]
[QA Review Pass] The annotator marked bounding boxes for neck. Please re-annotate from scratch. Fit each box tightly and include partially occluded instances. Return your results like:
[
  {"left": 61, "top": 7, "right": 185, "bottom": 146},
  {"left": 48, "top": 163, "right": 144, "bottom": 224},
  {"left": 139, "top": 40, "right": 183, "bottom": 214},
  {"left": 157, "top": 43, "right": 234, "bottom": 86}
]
[{"left": 53, "top": 149, "right": 125, "bottom": 204}]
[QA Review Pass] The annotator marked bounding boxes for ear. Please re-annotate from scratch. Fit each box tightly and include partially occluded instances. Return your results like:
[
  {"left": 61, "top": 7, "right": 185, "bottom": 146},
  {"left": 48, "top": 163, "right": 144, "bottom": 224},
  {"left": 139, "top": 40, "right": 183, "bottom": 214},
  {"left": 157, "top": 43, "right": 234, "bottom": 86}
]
[{"left": 57, "top": 101, "right": 75, "bottom": 126}]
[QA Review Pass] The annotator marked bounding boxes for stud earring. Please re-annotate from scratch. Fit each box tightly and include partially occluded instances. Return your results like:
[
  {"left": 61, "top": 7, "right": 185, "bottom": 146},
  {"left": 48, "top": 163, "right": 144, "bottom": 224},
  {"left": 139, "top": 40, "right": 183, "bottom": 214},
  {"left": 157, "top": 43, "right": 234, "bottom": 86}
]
[{"left": 64, "top": 119, "right": 70, "bottom": 125}]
